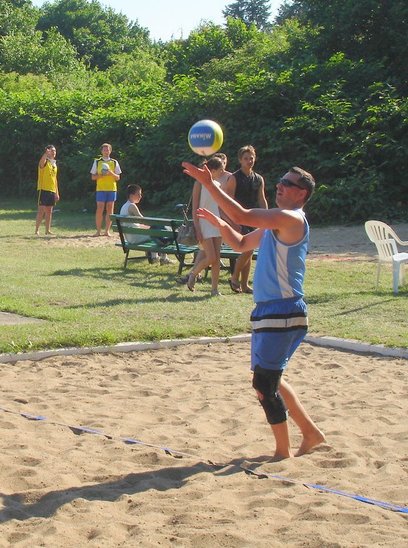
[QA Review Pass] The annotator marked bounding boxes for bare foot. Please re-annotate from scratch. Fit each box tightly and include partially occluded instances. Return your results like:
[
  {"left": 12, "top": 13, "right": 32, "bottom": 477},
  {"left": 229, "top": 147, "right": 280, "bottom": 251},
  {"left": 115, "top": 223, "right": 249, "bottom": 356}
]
[
  {"left": 295, "top": 429, "right": 326, "bottom": 456},
  {"left": 104, "top": 232, "right": 112, "bottom": 237},
  {"left": 45, "top": 231, "right": 55, "bottom": 235},
  {"left": 34, "top": 231, "right": 40, "bottom": 236},
  {"left": 272, "top": 452, "right": 293, "bottom": 461},
  {"left": 246, "top": 453, "right": 293, "bottom": 464},
  {"left": 93, "top": 232, "right": 101, "bottom": 237}
]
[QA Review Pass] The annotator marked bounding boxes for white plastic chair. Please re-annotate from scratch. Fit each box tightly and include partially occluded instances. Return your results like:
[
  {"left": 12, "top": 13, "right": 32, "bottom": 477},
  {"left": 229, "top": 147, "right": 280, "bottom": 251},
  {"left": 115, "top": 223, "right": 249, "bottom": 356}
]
[{"left": 364, "top": 220, "right": 408, "bottom": 295}]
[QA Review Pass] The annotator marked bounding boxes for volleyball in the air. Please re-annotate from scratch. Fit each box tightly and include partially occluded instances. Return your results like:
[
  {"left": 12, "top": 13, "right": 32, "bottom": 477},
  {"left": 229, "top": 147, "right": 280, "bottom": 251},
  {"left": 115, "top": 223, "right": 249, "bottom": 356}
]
[{"left": 188, "top": 119, "right": 223, "bottom": 156}]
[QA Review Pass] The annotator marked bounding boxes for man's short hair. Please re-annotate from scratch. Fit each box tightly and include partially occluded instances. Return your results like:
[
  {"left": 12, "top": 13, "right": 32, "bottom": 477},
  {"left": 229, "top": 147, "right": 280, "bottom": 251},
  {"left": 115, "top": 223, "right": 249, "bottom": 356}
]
[
  {"left": 101, "top": 143, "right": 112, "bottom": 152},
  {"left": 126, "top": 184, "right": 142, "bottom": 198},
  {"left": 290, "top": 166, "right": 315, "bottom": 203},
  {"left": 238, "top": 145, "right": 256, "bottom": 160}
]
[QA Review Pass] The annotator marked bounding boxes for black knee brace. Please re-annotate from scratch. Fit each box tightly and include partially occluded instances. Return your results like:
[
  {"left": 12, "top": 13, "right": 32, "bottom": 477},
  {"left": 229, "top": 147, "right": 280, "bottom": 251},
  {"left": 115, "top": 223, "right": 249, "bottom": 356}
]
[{"left": 252, "top": 367, "right": 287, "bottom": 425}]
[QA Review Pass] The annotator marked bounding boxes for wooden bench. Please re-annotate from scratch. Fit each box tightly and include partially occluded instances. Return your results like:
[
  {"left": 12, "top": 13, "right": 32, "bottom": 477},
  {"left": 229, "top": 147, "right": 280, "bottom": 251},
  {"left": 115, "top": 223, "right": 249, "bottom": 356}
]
[{"left": 110, "top": 214, "right": 199, "bottom": 275}]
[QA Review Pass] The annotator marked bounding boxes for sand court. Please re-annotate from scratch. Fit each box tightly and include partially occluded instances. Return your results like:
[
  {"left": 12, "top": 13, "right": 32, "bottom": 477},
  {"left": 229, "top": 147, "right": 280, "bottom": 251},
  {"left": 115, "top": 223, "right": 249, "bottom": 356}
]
[{"left": 0, "top": 340, "right": 407, "bottom": 547}]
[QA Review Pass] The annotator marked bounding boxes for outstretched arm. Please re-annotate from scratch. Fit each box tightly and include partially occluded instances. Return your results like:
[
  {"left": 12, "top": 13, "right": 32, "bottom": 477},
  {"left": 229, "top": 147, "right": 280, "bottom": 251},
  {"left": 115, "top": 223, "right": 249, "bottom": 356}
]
[
  {"left": 197, "top": 208, "right": 263, "bottom": 252},
  {"left": 182, "top": 162, "right": 299, "bottom": 233}
]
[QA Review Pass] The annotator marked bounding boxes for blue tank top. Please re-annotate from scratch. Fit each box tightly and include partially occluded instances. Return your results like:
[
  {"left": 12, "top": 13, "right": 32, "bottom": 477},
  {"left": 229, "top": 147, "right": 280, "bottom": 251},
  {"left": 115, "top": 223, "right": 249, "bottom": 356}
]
[{"left": 253, "top": 210, "right": 309, "bottom": 303}]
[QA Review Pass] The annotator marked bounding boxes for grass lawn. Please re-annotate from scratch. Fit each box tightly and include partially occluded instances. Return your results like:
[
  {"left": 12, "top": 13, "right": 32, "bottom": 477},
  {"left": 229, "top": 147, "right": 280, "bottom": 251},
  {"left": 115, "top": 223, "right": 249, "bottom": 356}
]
[{"left": 0, "top": 199, "right": 407, "bottom": 354}]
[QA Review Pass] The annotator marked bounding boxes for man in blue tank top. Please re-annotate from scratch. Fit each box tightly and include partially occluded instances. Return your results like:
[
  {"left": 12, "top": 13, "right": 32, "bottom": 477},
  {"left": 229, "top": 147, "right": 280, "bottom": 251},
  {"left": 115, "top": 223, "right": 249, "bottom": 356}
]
[{"left": 182, "top": 161, "right": 325, "bottom": 460}]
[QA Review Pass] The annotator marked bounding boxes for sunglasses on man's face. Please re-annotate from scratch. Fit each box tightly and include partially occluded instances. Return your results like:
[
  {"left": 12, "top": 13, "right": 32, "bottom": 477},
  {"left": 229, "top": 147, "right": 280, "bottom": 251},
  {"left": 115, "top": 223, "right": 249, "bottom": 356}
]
[{"left": 279, "top": 177, "right": 305, "bottom": 190}]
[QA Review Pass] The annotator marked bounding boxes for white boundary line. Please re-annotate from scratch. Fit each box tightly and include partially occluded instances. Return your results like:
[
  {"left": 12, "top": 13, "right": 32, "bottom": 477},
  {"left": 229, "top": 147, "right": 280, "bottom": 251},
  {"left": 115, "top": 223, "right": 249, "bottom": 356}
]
[{"left": 0, "top": 334, "right": 406, "bottom": 364}]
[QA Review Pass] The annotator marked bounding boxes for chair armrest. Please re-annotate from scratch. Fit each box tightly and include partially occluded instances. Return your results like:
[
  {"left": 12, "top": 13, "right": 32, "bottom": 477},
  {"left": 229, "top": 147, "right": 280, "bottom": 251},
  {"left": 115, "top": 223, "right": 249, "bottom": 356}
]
[{"left": 395, "top": 236, "right": 408, "bottom": 246}]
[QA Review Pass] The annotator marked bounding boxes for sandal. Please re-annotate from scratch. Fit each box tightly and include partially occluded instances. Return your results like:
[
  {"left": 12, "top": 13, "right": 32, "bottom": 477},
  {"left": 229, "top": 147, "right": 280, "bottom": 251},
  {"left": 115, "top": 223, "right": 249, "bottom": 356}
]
[
  {"left": 228, "top": 278, "right": 242, "bottom": 293},
  {"left": 187, "top": 273, "right": 196, "bottom": 292},
  {"left": 176, "top": 274, "right": 190, "bottom": 284}
]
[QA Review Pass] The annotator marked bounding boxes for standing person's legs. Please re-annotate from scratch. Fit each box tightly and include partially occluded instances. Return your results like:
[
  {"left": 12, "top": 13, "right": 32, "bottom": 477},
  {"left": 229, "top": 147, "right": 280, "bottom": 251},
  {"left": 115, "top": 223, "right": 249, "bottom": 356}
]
[
  {"left": 279, "top": 379, "right": 325, "bottom": 456},
  {"left": 251, "top": 298, "right": 324, "bottom": 458},
  {"left": 187, "top": 238, "right": 217, "bottom": 292},
  {"left": 229, "top": 250, "right": 252, "bottom": 293},
  {"left": 35, "top": 205, "right": 46, "bottom": 234},
  {"left": 95, "top": 201, "right": 105, "bottom": 236},
  {"left": 210, "top": 237, "right": 222, "bottom": 294},
  {"left": 44, "top": 206, "right": 54, "bottom": 234},
  {"left": 252, "top": 367, "right": 292, "bottom": 459},
  {"left": 104, "top": 201, "right": 115, "bottom": 236},
  {"left": 239, "top": 252, "right": 253, "bottom": 293},
  {"left": 176, "top": 249, "right": 205, "bottom": 283}
]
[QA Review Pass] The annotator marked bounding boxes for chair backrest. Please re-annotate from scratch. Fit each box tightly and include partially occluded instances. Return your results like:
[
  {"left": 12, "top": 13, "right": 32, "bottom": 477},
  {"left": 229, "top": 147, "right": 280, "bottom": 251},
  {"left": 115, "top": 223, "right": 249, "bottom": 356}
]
[{"left": 364, "top": 220, "right": 399, "bottom": 261}]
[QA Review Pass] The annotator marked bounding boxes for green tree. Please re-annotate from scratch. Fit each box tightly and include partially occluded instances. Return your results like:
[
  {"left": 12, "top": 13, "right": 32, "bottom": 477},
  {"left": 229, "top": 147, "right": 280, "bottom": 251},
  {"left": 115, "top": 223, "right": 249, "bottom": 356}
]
[
  {"left": 0, "top": 0, "right": 39, "bottom": 36},
  {"left": 223, "top": 0, "right": 272, "bottom": 31},
  {"left": 276, "top": 0, "right": 408, "bottom": 90},
  {"left": 0, "top": 27, "right": 86, "bottom": 80},
  {"left": 106, "top": 50, "right": 166, "bottom": 87},
  {"left": 37, "top": 0, "right": 151, "bottom": 70},
  {"left": 164, "top": 18, "right": 258, "bottom": 79}
]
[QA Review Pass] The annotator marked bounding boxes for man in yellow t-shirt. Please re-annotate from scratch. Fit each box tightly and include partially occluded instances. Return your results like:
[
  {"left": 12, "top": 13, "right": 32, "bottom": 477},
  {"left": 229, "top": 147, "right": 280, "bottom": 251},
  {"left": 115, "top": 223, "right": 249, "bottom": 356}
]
[
  {"left": 90, "top": 143, "right": 122, "bottom": 237},
  {"left": 35, "top": 145, "right": 59, "bottom": 236}
]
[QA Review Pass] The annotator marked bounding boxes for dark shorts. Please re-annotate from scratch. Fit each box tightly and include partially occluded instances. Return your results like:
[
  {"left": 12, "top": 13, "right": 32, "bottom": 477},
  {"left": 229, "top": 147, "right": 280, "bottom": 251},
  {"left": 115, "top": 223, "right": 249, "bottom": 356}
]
[
  {"left": 96, "top": 191, "right": 116, "bottom": 203},
  {"left": 38, "top": 190, "right": 57, "bottom": 207}
]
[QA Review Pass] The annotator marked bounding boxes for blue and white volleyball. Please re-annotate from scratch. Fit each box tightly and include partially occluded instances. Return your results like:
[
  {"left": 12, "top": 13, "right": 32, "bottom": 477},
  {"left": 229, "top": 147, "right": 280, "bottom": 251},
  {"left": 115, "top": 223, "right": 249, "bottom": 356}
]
[{"left": 188, "top": 119, "right": 224, "bottom": 156}]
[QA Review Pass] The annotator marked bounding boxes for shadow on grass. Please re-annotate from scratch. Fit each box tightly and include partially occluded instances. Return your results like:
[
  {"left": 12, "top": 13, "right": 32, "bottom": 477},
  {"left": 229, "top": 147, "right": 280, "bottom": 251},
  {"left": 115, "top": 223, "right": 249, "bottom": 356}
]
[
  {"left": 335, "top": 297, "right": 397, "bottom": 315},
  {"left": 0, "top": 209, "right": 35, "bottom": 221},
  {"left": 49, "top": 266, "right": 214, "bottom": 304},
  {"left": 66, "top": 291, "right": 212, "bottom": 308}
]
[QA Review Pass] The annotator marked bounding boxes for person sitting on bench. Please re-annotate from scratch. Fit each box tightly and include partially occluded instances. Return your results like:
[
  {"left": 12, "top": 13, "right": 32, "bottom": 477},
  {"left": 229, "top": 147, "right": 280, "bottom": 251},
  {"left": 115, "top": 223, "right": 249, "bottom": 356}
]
[{"left": 119, "top": 184, "right": 172, "bottom": 265}]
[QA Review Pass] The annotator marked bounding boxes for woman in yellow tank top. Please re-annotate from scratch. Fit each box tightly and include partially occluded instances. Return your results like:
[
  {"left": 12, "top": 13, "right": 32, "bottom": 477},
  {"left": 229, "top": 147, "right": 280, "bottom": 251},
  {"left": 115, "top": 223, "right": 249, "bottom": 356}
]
[{"left": 35, "top": 145, "right": 59, "bottom": 236}]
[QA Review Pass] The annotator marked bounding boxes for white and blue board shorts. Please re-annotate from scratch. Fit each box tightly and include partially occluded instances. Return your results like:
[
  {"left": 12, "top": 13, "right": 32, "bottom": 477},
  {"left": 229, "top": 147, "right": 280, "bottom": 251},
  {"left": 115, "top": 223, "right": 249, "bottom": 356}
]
[{"left": 250, "top": 297, "right": 308, "bottom": 371}]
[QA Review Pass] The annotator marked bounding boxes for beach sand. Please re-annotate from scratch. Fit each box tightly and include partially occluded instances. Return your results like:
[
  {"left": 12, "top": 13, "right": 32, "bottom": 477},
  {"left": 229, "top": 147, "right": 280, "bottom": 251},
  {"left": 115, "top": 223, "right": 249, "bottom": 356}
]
[{"left": 0, "top": 341, "right": 407, "bottom": 547}]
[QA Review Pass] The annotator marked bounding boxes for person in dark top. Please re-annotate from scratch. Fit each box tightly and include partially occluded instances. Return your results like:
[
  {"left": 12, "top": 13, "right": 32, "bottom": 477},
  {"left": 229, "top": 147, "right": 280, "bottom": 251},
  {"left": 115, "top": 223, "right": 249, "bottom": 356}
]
[{"left": 224, "top": 145, "right": 267, "bottom": 293}]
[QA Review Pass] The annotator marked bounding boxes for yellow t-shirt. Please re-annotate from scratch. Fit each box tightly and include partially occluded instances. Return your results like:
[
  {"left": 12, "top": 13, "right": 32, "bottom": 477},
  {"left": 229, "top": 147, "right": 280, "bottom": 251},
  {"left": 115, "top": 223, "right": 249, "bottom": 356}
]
[
  {"left": 37, "top": 160, "right": 58, "bottom": 192},
  {"left": 95, "top": 158, "right": 118, "bottom": 192}
]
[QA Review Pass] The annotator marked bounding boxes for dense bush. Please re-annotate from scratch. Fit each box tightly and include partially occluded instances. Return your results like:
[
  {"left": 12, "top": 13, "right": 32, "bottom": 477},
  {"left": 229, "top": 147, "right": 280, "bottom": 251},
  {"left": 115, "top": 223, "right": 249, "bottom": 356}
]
[{"left": 0, "top": 0, "right": 406, "bottom": 223}]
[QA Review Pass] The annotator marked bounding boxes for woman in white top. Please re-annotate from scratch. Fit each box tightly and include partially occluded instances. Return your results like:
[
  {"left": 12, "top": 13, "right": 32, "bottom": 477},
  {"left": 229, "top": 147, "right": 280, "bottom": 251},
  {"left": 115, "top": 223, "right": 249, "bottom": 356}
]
[{"left": 187, "top": 156, "right": 225, "bottom": 296}]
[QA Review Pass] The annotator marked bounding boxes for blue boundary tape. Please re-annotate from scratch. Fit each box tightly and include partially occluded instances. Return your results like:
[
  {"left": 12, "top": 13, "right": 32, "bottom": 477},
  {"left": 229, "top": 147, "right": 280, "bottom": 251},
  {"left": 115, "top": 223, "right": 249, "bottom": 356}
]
[
  {"left": 240, "top": 466, "right": 408, "bottom": 514},
  {"left": 1, "top": 404, "right": 407, "bottom": 515}
]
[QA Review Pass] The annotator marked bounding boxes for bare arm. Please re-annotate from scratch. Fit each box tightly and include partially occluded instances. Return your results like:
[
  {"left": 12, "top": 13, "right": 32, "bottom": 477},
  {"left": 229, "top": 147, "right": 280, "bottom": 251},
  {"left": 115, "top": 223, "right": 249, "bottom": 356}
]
[
  {"left": 197, "top": 208, "right": 263, "bottom": 251},
  {"left": 128, "top": 203, "right": 142, "bottom": 217},
  {"left": 38, "top": 153, "right": 48, "bottom": 169},
  {"left": 257, "top": 176, "right": 268, "bottom": 209},
  {"left": 220, "top": 174, "right": 240, "bottom": 230},
  {"left": 182, "top": 162, "right": 305, "bottom": 243}
]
